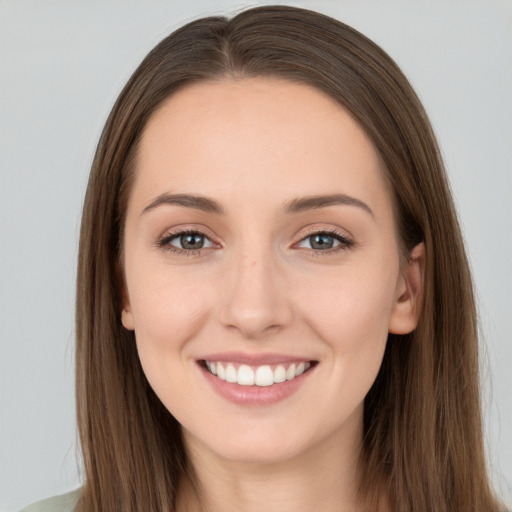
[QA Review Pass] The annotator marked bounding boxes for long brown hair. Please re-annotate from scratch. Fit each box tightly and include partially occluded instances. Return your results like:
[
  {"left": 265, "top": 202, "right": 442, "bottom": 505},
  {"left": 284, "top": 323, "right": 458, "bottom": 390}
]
[{"left": 76, "top": 5, "right": 502, "bottom": 511}]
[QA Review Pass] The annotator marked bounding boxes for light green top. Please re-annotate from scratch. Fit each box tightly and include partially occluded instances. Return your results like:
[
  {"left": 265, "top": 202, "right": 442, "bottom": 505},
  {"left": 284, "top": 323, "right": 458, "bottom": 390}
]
[{"left": 19, "top": 489, "right": 82, "bottom": 512}]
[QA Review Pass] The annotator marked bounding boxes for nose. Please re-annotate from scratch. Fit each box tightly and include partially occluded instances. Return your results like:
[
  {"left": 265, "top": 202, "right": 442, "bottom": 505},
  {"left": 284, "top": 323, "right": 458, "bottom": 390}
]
[{"left": 218, "top": 249, "right": 293, "bottom": 340}]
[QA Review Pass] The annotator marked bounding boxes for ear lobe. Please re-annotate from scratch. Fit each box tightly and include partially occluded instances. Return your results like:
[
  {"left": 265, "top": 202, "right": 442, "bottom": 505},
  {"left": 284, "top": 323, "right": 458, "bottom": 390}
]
[
  {"left": 388, "top": 242, "right": 425, "bottom": 335},
  {"left": 121, "top": 304, "right": 135, "bottom": 331},
  {"left": 117, "top": 262, "right": 135, "bottom": 331}
]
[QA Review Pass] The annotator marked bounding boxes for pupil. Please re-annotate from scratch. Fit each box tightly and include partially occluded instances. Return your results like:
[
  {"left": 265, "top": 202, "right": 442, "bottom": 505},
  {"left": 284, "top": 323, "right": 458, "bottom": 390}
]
[
  {"left": 310, "top": 234, "right": 333, "bottom": 250},
  {"left": 181, "top": 234, "right": 204, "bottom": 249}
]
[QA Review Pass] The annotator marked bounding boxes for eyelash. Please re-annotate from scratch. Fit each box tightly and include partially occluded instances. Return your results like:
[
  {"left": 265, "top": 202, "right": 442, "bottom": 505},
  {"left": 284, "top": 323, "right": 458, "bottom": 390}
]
[
  {"left": 157, "top": 229, "right": 216, "bottom": 257},
  {"left": 296, "top": 228, "right": 355, "bottom": 256},
  {"left": 156, "top": 228, "right": 355, "bottom": 257}
]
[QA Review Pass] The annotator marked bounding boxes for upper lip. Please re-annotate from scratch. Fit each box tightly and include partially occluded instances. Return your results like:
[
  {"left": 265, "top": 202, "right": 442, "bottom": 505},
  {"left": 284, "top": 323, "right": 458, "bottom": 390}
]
[{"left": 198, "top": 352, "right": 315, "bottom": 366}]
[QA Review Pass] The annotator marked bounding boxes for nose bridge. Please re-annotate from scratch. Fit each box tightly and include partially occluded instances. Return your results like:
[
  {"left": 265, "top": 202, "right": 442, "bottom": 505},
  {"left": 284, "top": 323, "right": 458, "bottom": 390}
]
[{"left": 218, "top": 238, "right": 292, "bottom": 339}]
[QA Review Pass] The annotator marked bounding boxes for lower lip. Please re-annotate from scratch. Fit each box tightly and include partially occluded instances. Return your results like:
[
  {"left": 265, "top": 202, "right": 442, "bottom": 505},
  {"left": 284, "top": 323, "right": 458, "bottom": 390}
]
[{"left": 199, "top": 363, "right": 315, "bottom": 406}]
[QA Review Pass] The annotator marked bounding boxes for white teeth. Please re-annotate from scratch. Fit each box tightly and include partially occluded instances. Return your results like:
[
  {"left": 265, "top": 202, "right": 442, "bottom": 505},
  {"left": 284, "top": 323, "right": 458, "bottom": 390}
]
[
  {"left": 216, "top": 363, "right": 226, "bottom": 380},
  {"left": 274, "top": 365, "right": 286, "bottom": 383},
  {"left": 226, "top": 364, "right": 237, "bottom": 383},
  {"left": 286, "top": 364, "right": 296, "bottom": 381},
  {"left": 255, "top": 365, "right": 274, "bottom": 386},
  {"left": 205, "top": 360, "right": 312, "bottom": 385},
  {"left": 237, "top": 365, "right": 255, "bottom": 386}
]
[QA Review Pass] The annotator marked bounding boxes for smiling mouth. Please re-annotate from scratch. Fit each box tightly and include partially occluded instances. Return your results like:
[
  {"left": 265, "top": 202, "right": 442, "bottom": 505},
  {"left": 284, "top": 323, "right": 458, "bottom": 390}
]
[{"left": 201, "top": 360, "right": 317, "bottom": 386}]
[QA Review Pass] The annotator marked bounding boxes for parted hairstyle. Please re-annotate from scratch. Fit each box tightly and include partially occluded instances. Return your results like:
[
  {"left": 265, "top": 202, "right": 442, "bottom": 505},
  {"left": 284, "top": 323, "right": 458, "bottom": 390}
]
[{"left": 75, "top": 5, "right": 502, "bottom": 512}]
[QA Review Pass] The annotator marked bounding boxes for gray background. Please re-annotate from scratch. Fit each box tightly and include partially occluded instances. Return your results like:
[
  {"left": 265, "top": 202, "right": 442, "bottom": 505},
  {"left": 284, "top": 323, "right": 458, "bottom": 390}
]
[{"left": 1, "top": 1, "right": 511, "bottom": 510}]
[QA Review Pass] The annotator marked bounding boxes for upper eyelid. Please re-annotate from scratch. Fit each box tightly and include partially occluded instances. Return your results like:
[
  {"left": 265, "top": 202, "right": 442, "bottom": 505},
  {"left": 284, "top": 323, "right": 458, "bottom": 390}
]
[
  {"left": 296, "top": 230, "right": 350, "bottom": 241},
  {"left": 160, "top": 224, "right": 218, "bottom": 241},
  {"left": 160, "top": 230, "right": 218, "bottom": 249},
  {"left": 292, "top": 226, "right": 353, "bottom": 243}
]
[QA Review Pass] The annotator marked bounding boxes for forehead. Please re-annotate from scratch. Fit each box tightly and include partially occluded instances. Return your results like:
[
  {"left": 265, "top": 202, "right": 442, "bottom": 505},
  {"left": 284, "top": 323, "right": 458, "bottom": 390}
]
[{"left": 134, "top": 77, "right": 391, "bottom": 216}]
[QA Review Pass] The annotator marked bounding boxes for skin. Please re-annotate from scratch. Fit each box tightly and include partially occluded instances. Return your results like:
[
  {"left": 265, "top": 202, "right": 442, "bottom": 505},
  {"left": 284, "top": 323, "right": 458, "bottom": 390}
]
[{"left": 121, "top": 77, "right": 423, "bottom": 512}]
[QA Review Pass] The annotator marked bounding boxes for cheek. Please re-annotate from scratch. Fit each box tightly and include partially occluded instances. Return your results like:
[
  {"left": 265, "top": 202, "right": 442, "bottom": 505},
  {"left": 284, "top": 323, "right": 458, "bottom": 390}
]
[
  {"left": 296, "top": 261, "right": 398, "bottom": 376},
  {"left": 301, "top": 261, "right": 397, "bottom": 333},
  {"left": 125, "top": 261, "right": 216, "bottom": 389},
  {"left": 127, "top": 251, "right": 215, "bottom": 332}
]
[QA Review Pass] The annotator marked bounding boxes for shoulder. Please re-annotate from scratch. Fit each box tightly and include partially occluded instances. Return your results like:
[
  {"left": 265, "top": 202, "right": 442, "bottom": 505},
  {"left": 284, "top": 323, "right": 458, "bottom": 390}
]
[{"left": 19, "top": 489, "right": 82, "bottom": 512}]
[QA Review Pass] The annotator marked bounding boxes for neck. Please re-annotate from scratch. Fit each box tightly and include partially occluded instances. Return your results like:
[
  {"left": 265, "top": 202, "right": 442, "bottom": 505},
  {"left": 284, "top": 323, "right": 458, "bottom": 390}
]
[{"left": 177, "top": 412, "right": 365, "bottom": 512}]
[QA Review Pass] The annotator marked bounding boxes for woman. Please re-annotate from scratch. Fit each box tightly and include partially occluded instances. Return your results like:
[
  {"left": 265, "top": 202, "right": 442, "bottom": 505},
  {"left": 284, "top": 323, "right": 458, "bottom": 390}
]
[{"left": 21, "top": 5, "right": 504, "bottom": 512}]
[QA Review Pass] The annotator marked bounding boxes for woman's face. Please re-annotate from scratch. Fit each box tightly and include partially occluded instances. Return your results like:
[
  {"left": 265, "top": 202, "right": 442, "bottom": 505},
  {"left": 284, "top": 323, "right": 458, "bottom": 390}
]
[{"left": 121, "top": 78, "right": 420, "bottom": 464}]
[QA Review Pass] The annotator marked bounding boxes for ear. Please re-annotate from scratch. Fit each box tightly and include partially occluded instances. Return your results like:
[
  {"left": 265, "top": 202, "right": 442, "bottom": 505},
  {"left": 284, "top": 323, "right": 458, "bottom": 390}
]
[
  {"left": 117, "top": 262, "right": 135, "bottom": 331},
  {"left": 388, "top": 242, "right": 425, "bottom": 335},
  {"left": 121, "top": 302, "right": 135, "bottom": 331}
]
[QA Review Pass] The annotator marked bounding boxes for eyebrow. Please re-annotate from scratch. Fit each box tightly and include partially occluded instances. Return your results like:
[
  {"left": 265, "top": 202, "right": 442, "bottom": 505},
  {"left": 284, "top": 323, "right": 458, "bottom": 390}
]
[
  {"left": 283, "top": 193, "right": 374, "bottom": 217},
  {"left": 141, "top": 192, "right": 373, "bottom": 217},
  {"left": 142, "top": 193, "right": 225, "bottom": 215}
]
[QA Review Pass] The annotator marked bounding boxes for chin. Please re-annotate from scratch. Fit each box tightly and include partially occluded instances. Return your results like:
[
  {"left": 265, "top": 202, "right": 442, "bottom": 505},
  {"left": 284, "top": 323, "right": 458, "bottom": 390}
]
[
  {"left": 183, "top": 419, "right": 332, "bottom": 467},
  {"left": 214, "top": 439, "right": 306, "bottom": 466}
]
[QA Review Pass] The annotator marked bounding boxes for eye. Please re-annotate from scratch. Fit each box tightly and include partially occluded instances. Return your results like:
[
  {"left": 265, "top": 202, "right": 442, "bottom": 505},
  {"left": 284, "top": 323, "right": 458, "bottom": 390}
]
[
  {"left": 159, "top": 230, "right": 215, "bottom": 253},
  {"left": 296, "top": 230, "right": 353, "bottom": 252}
]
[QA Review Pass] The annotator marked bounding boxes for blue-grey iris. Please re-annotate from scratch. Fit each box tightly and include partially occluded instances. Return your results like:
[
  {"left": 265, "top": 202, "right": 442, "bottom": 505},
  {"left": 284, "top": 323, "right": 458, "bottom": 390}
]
[{"left": 309, "top": 234, "right": 334, "bottom": 250}]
